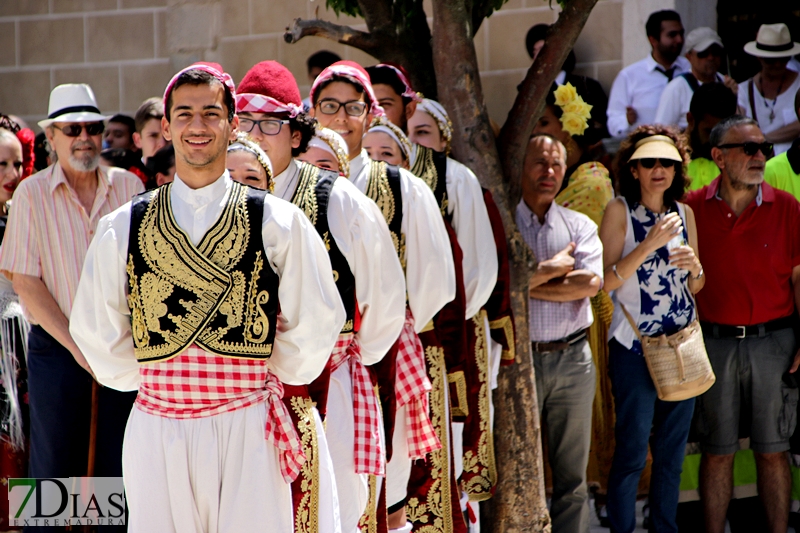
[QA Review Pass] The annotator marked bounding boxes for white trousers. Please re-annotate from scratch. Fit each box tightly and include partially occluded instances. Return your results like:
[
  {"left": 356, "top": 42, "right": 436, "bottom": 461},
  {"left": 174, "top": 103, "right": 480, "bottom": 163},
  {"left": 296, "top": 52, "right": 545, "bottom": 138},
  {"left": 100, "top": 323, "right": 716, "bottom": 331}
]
[
  {"left": 326, "top": 364, "right": 368, "bottom": 533},
  {"left": 385, "top": 403, "right": 411, "bottom": 509},
  {"left": 122, "top": 403, "right": 293, "bottom": 533}
]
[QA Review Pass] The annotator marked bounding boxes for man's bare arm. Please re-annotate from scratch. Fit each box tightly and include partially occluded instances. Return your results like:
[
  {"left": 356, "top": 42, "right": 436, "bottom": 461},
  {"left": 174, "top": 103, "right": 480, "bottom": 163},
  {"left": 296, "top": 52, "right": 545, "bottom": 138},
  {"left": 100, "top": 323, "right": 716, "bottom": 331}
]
[
  {"left": 12, "top": 273, "right": 94, "bottom": 377},
  {"left": 529, "top": 270, "right": 601, "bottom": 302}
]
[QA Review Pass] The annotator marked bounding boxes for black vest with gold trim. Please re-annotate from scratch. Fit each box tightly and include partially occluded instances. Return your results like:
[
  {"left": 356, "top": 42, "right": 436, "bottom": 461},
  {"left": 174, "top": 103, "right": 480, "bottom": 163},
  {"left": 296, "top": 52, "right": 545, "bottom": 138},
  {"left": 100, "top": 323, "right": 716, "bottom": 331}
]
[
  {"left": 410, "top": 145, "right": 449, "bottom": 221},
  {"left": 364, "top": 159, "right": 405, "bottom": 269},
  {"left": 126, "top": 181, "right": 280, "bottom": 363},
  {"left": 291, "top": 161, "right": 357, "bottom": 334}
]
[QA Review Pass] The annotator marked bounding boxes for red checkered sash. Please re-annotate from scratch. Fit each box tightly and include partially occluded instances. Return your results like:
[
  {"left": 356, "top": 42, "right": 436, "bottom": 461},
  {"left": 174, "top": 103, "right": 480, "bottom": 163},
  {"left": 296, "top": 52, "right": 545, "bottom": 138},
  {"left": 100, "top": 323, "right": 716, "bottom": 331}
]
[
  {"left": 330, "top": 332, "right": 384, "bottom": 476},
  {"left": 136, "top": 344, "right": 305, "bottom": 483},
  {"left": 396, "top": 309, "right": 441, "bottom": 459}
]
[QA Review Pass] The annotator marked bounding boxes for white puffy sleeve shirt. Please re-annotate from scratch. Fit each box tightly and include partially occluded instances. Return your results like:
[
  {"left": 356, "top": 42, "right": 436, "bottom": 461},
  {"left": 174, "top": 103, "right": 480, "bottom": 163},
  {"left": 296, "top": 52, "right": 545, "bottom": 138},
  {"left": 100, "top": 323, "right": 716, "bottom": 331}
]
[
  {"left": 327, "top": 175, "right": 407, "bottom": 365},
  {"left": 445, "top": 158, "right": 498, "bottom": 318},
  {"left": 350, "top": 151, "right": 456, "bottom": 332},
  {"left": 69, "top": 173, "right": 346, "bottom": 391}
]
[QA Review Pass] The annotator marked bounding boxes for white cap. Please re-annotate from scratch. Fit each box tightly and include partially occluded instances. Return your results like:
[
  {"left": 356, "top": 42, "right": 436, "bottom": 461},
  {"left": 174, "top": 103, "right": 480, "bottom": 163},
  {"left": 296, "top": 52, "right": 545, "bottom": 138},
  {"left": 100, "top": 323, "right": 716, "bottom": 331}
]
[{"left": 684, "top": 27, "right": 723, "bottom": 54}]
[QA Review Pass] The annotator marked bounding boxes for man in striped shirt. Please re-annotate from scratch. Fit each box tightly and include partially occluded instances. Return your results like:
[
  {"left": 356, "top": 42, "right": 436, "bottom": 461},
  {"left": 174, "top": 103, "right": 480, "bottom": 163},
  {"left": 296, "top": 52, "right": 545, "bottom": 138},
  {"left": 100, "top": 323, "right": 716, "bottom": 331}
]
[{"left": 0, "top": 83, "right": 144, "bottom": 529}]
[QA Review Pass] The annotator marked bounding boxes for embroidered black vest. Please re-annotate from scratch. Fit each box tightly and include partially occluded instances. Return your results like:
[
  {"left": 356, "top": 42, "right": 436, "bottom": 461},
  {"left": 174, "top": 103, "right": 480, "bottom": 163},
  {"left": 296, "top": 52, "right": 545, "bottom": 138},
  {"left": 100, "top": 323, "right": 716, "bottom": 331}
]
[
  {"left": 410, "top": 145, "right": 449, "bottom": 221},
  {"left": 126, "top": 181, "right": 280, "bottom": 363},
  {"left": 365, "top": 160, "right": 405, "bottom": 269},
  {"left": 291, "top": 162, "right": 356, "bottom": 334}
]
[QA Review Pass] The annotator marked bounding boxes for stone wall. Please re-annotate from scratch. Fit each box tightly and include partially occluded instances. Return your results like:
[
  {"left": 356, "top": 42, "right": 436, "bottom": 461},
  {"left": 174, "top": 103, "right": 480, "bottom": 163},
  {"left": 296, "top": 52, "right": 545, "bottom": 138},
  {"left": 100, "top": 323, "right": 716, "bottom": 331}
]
[{"left": 0, "top": 0, "right": 702, "bottom": 129}]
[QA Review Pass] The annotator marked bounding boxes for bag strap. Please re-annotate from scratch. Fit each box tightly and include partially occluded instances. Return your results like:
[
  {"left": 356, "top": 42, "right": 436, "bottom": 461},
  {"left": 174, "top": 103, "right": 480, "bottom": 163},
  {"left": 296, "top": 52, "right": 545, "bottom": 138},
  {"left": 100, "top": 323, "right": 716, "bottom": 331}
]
[
  {"left": 680, "top": 72, "right": 700, "bottom": 92},
  {"left": 748, "top": 78, "right": 758, "bottom": 124},
  {"left": 619, "top": 303, "right": 644, "bottom": 343}
]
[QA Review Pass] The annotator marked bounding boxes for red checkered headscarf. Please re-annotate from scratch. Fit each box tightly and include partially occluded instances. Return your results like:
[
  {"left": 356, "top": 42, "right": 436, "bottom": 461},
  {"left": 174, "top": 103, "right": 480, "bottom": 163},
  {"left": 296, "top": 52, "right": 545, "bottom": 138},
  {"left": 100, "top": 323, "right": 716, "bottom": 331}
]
[
  {"left": 236, "top": 61, "right": 303, "bottom": 117},
  {"left": 369, "top": 63, "right": 421, "bottom": 102},
  {"left": 309, "top": 61, "right": 384, "bottom": 117},
  {"left": 163, "top": 62, "right": 236, "bottom": 114}
]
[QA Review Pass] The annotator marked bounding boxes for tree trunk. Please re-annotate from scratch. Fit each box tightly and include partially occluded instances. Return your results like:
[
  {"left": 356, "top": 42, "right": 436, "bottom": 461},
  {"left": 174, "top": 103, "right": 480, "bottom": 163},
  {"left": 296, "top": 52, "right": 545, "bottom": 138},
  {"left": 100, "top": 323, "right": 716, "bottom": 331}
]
[{"left": 431, "top": 0, "right": 598, "bottom": 531}]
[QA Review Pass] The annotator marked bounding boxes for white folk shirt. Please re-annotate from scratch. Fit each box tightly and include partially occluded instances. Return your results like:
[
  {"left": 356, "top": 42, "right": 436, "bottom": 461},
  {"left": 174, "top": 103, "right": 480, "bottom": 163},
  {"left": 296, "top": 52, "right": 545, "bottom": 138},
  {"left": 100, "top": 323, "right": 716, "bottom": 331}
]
[
  {"left": 275, "top": 159, "right": 407, "bottom": 364},
  {"left": 516, "top": 199, "right": 603, "bottom": 343},
  {"left": 738, "top": 73, "right": 800, "bottom": 155},
  {"left": 607, "top": 54, "right": 691, "bottom": 137},
  {"left": 350, "top": 150, "right": 456, "bottom": 332},
  {"left": 69, "top": 172, "right": 346, "bottom": 391},
  {"left": 654, "top": 71, "right": 725, "bottom": 129}
]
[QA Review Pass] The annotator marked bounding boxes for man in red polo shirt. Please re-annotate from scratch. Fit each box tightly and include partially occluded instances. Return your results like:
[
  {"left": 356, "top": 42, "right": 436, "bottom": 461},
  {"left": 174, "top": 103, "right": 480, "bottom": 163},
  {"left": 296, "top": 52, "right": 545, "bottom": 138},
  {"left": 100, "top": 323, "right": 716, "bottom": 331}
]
[{"left": 685, "top": 115, "right": 800, "bottom": 533}]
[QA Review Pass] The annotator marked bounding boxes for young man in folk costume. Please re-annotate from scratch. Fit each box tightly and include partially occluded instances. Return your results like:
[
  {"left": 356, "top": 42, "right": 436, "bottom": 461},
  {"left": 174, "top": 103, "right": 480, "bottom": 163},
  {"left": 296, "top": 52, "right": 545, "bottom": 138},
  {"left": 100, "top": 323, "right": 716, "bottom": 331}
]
[
  {"left": 236, "top": 60, "right": 408, "bottom": 533},
  {"left": 368, "top": 64, "right": 501, "bottom": 532},
  {"left": 69, "top": 62, "right": 346, "bottom": 533},
  {"left": 310, "top": 61, "right": 456, "bottom": 533}
]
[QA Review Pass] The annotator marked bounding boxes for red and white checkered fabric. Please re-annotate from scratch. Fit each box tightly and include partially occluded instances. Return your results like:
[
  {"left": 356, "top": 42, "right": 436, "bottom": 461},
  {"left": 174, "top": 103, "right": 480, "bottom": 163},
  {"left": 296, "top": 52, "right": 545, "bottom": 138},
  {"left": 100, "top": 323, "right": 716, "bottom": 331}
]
[
  {"left": 136, "top": 344, "right": 305, "bottom": 483},
  {"left": 330, "top": 332, "right": 385, "bottom": 476},
  {"left": 235, "top": 93, "right": 302, "bottom": 117},
  {"left": 395, "top": 309, "right": 441, "bottom": 459}
]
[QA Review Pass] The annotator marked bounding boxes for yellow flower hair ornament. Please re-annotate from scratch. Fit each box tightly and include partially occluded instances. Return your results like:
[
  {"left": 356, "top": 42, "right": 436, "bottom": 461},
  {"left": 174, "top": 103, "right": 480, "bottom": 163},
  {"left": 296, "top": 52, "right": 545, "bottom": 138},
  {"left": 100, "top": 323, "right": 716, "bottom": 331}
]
[{"left": 553, "top": 83, "right": 593, "bottom": 137}]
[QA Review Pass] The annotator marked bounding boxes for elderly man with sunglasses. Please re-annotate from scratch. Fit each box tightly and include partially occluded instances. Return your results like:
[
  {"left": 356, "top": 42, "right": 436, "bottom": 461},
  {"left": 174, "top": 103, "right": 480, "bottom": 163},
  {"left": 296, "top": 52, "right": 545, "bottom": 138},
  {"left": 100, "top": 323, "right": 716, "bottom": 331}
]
[
  {"left": 685, "top": 115, "right": 800, "bottom": 533},
  {"left": 0, "top": 84, "right": 143, "bottom": 526}
]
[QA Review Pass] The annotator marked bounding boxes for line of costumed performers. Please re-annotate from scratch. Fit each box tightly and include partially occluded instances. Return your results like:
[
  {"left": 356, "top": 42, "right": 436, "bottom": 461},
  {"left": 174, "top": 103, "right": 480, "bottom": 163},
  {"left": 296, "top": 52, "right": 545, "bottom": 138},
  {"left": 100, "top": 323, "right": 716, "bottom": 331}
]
[{"left": 65, "top": 60, "right": 516, "bottom": 533}]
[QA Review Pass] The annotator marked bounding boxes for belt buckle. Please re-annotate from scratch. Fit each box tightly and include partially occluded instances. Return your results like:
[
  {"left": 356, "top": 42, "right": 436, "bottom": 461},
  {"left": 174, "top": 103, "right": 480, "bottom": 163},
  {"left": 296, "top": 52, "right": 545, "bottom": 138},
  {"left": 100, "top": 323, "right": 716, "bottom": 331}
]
[{"left": 735, "top": 326, "right": 746, "bottom": 339}]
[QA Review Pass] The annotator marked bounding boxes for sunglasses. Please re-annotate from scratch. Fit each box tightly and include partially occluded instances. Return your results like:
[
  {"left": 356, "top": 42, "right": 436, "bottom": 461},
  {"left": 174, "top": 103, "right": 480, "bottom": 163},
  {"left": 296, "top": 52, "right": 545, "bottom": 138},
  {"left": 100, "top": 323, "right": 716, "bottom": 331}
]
[
  {"left": 696, "top": 46, "right": 723, "bottom": 59},
  {"left": 717, "top": 142, "right": 773, "bottom": 156},
  {"left": 637, "top": 158, "right": 679, "bottom": 169},
  {"left": 53, "top": 122, "right": 105, "bottom": 137}
]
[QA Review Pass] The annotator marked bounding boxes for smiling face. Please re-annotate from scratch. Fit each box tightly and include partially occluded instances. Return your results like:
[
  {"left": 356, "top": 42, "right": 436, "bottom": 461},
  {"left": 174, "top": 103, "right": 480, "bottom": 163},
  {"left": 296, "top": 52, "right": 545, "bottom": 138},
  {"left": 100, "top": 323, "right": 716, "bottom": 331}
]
[
  {"left": 227, "top": 149, "right": 268, "bottom": 190},
  {"left": 0, "top": 134, "right": 23, "bottom": 205},
  {"left": 297, "top": 146, "right": 340, "bottom": 173},
  {"left": 521, "top": 136, "right": 566, "bottom": 205},
  {"left": 407, "top": 110, "right": 447, "bottom": 152},
  {"left": 310, "top": 81, "right": 372, "bottom": 158},
  {"left": 363, "top": 131, "right": 406, "bottom": 167},
  {"left": 163, "top": 82, "right": 237, "bottom": 181}
]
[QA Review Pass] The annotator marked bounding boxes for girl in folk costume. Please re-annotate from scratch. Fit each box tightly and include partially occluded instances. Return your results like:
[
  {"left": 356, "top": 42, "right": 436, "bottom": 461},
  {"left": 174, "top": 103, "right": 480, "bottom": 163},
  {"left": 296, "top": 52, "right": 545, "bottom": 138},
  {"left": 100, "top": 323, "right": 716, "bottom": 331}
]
[
  {"left": 70, "top": 62, "right": 346, "bottom": 533},
  {"left": 310, "top": 61, "right": 455, "bottom": 533},
  {"left": 226, "top": 131, "right": 273, "bottom": 191},
  {"left": 297, "top": 127, "right": 350, "bottom": 177},
  {"left": 408, "top": 99, "right": 512, "bottom": 531},
  {"left": 532, "top": 83, "right": 621, "bottom": 522},
  {"left": 0, "top": 119, "right": 32, "bottom": 532},
  {"left": 235, "top": 60, "right": 407, "bottom": 533}
]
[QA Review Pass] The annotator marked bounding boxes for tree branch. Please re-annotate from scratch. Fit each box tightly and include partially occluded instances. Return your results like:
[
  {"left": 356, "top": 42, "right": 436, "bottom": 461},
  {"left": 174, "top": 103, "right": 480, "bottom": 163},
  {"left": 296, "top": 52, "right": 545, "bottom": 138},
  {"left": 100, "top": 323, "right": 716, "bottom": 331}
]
[
  {"left": 283, "top": 18, "right": 379, "bottom": 55},
  {"left": 497, "top": 0, "right": 599, "bottom": 207},
  {"left": 356, "top": 0, "right": 395, "bottom": 34}
]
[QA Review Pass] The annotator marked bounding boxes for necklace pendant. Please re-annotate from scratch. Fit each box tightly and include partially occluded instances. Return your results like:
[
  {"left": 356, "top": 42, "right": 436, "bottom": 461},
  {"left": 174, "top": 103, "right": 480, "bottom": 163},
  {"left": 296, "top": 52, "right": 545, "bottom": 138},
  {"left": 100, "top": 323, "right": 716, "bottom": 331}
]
[{"left": 769, "top": 109, "right": 776, "bottom": 123}]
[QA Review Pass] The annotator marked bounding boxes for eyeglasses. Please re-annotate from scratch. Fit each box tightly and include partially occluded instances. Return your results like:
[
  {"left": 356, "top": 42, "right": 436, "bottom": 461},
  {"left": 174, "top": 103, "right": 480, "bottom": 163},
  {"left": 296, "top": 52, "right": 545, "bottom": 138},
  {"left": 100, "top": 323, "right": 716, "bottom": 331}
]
[
  {"left": 717, "top": 142, "right": 773, "bottom": 157},
  {"left": 53, "top": 122, "right": 105, "bottom": 137},
  {"left": 637, "top": 158, "right": 679, "bottom": 169},
  {"left": 316, "top": 99, "right": 368, "bottom": 117},
  {"left": 239, "top": 118, "right": 289, "bottom": 136}
]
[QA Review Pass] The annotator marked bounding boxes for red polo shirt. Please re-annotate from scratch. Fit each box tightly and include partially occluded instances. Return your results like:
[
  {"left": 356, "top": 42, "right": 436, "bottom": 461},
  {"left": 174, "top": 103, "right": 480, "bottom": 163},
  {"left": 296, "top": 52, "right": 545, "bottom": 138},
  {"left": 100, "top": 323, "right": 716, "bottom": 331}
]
[{"left": 685, "top": 177, "right": 800, "bottom": 326}]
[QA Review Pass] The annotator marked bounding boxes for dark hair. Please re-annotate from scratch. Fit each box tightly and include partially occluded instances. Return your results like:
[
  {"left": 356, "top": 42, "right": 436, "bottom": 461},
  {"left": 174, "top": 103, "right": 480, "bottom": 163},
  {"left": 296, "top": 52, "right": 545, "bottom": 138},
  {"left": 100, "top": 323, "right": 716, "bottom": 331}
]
[
  {"left": 145, "top": 144, "right": 175, "bottom": 176},
  {"left": 614, "top": 125, "right": 690, "bottom": 207},
  {"left": 33, "top": 131, "right": 51, "bottom": 172},
  {"left": 524, "top": 23, "right": 576, "bottom": 72},
  {"left": 709, "top": 115, "right": 759, "bottom": 148},
  {"left": 689, "top": 83, "right": 737, "bottom": 122},
  {"left": 165, "top": 70, "right": 235, "bottom": 123},
  {"left": 108, "top": 114, "right": 136, "bottom": 137},
  {"left": 307, "top": 51, "right": 341, "bottom": 73},
  {"left": 645, "top": 10, "right": 681, "bottom": 40},
  {"left": 134, "top": 97, "right": 164, "bottom": 133},
  {"left": 311, "top": 74, "right": 369, "bottom": 107},
  {"left": 365, "top": 65, "right": 413, "bottom": 106},
  {"left": 289, "top": 113, "right": 317, "bottom": 157},
  {"left": 795, "top": 86, "right": 800, "bottom": 121}
]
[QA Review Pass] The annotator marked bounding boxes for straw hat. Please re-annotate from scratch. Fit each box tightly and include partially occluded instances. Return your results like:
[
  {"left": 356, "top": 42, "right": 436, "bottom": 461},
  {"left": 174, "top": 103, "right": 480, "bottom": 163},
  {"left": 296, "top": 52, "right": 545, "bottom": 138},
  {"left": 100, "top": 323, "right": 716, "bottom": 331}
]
[
  {"left": 744, "top": 23, "right": 800, "bottom": 59},
  {"left": 628, "top": 135, "right": 682, "bottom": 162},
  {"left": 38, "top": 84, "right": 109, "bottom": 129}
]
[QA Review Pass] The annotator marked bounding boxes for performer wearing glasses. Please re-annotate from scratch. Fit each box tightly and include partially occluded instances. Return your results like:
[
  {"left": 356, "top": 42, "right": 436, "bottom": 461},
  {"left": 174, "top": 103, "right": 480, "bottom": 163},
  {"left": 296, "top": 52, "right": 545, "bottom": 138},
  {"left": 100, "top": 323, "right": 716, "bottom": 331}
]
[
  {"left": 686, "top": 115, "right": 800, "bottom": 533},
  {"left": 0, "top": 84, "right": 144, "bottom": 532},
  {"left": 69, "top": 63, "right": 345, "bottom": 532}
]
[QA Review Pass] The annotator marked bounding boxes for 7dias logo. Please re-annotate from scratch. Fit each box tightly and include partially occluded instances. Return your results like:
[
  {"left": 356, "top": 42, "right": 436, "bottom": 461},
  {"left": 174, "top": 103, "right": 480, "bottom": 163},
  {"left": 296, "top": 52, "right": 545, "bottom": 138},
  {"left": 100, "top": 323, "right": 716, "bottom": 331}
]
[{"left": 8, "top": 477, "right": 126, "bottom": 527}]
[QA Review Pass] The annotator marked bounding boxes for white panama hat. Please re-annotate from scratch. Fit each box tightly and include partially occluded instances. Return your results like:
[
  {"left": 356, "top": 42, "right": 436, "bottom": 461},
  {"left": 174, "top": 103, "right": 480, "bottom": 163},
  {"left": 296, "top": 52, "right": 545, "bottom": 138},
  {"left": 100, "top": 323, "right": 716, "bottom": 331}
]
[
  {"left": 743, "top": 23, "right": 800, "bottom": 59},
  {"left": 37, "top": 83, "right": 110, "bottom": 129}
]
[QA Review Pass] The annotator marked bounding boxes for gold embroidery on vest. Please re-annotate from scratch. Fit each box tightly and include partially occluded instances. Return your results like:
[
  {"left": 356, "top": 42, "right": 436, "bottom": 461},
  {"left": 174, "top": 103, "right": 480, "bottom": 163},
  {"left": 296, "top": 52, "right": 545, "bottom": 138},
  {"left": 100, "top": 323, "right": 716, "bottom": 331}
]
[
  {"left": 411, "top": 146, "right": 448, "bottom": 216},
  {"left": 447, "top": 370, "right": 468, "bottom": 418},
  {"left": 133, "top": 186, "right": 234, "bottom": 361},
  {"left": 461, "top": 310, "right": 497, "bottom": 501},
  {"left": 365, "top": 161, "right": 406, "bottom": 269},
  {"left": 291, "top": 396, "right": 320, "bottom": 533},
  {"left": 357, "top": 474, "right": 379, "bottom": 533},
  {"left": 489, "top": 315, "right": 515, "bottom": 362},
  {"left": 407, "top": 345, "right": 453, "bottom": 533},
  {"left": 126, "top": 255, "right": 150, "bottom": 348},
  {"left": 293, "top": 164, "right": 321, "bottom": 225}
]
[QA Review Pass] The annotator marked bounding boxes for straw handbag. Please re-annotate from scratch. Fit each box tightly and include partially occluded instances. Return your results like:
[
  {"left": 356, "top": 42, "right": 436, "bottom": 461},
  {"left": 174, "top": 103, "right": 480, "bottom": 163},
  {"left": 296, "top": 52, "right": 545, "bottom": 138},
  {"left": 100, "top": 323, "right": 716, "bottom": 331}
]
[{"left": 620, "top": 305, "right": 715, "bottom": 401}]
